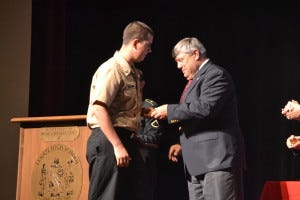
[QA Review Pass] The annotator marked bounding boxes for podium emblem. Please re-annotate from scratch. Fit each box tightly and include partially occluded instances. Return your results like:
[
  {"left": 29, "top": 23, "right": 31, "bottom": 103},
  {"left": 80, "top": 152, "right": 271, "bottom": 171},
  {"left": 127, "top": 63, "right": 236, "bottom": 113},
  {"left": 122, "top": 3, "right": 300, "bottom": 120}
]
[{"left": 31, "top": 144, "right": 82, "bottom": 200}]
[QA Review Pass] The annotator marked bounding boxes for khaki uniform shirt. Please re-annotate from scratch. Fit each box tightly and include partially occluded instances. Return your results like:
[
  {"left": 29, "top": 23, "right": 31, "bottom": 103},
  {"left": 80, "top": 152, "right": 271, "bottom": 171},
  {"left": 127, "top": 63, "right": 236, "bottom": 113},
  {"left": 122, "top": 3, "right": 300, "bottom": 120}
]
[{"left": 87, "top": 51, "right": 142, "bottom": 133}]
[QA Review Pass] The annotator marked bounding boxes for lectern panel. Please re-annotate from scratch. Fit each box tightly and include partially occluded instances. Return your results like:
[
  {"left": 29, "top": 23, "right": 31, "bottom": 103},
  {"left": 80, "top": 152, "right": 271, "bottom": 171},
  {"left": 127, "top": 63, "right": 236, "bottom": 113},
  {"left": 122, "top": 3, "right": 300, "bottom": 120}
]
[{"left": 12, "top": 116, "right": 89, "bottom": 200}]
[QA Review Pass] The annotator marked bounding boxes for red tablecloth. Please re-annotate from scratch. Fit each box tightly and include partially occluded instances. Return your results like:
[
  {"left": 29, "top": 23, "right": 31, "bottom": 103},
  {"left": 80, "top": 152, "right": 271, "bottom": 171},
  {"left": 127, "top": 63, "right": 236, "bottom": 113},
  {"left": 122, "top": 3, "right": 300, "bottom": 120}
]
[{"left": 260, "top": 181, "right": 300, "bottom": 200}]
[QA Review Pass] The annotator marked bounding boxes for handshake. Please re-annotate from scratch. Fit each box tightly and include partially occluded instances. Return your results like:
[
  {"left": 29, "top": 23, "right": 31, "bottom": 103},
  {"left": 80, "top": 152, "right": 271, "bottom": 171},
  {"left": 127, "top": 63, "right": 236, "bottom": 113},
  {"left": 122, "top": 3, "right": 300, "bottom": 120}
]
[{"left": 141, "top": 104, "right": 168, "bottom": 120}]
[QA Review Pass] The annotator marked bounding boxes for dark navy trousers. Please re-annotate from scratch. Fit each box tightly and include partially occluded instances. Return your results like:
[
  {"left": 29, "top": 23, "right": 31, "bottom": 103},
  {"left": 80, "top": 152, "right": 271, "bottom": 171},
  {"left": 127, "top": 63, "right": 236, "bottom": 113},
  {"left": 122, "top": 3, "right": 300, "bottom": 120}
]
[{"left": 86, "top": 127, "right": 152, "bottom": 200}]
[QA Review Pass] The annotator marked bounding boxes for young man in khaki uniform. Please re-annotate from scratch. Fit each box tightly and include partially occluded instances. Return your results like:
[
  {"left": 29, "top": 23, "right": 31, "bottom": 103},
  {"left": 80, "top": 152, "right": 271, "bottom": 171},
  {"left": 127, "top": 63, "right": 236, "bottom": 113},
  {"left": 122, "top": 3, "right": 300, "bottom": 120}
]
[{"left": 86, "top": 21, "right": 154, "bottom": 200}]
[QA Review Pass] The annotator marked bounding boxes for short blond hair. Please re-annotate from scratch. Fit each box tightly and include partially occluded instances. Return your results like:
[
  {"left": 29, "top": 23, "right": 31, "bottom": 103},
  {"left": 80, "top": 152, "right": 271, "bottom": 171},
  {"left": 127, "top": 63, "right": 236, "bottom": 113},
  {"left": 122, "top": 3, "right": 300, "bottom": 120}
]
[{"left": 122, "top": 21, "right": 154, "bottom": 45}]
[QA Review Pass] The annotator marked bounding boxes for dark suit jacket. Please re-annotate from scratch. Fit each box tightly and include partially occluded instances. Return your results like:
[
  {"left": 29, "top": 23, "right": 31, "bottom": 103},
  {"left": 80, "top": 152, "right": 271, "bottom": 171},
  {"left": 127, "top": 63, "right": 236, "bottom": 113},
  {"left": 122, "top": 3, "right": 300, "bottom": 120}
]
[{"left": 167, "top": 60, "right": 245, "bottom": 176}]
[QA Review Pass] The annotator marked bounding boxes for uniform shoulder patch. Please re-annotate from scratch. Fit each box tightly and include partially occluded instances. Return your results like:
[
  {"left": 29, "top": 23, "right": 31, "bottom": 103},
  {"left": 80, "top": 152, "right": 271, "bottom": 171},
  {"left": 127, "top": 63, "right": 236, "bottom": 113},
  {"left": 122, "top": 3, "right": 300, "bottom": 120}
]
[{"left": 151, "top": 120, "right": 160, "bottom": 128}]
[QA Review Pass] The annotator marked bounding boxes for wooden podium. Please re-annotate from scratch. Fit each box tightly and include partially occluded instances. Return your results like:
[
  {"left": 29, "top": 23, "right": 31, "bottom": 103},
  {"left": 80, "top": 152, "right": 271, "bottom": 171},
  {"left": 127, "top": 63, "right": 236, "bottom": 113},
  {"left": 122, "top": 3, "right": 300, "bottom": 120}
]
[{"left": 11, "top": 115, "right": 90, "bottom": 200}]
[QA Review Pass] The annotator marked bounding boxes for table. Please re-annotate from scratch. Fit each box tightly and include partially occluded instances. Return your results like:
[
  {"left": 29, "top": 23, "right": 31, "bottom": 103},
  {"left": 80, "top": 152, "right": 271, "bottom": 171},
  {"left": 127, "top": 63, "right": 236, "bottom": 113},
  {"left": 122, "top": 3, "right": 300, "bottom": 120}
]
[{"left": 260, "top": 181, "right": 300, "bottom": 200}]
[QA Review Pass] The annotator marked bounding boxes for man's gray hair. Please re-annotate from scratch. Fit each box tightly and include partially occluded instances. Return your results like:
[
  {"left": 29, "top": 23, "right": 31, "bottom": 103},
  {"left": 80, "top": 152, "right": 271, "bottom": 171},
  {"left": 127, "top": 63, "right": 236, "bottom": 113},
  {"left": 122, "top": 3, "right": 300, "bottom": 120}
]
[{"left": 172, "top": 37, "right": 207, "bottom": 58}]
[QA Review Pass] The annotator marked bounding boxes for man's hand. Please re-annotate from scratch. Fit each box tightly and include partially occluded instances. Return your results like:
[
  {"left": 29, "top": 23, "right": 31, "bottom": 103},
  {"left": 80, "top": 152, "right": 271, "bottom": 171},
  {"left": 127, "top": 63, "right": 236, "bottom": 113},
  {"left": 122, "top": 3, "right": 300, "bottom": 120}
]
[
  {"left": 168, "top": 144, "right": 182, "bottom": 162},
  {"left": 113, "top": 143, "right": 131, "bottom": 167},
  {"left": 141, "top": 107, "right": 155, "bottom": 118},
  {"left": 286, "top": 135, "right": 300, "bottom": 149},
  {"left": 150, "top": 104, "right": 168, "bottom": 120},
  {"left": 282, "top": 100, "right": 300, "bottom": 120}
]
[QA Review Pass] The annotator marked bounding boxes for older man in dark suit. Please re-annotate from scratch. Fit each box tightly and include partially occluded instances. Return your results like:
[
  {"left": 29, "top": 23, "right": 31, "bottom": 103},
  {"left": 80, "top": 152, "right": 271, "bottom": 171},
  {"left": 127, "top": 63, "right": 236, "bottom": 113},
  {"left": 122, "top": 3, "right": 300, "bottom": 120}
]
[{"left": 151, "top": 37, "right": 246, "bottom": 200}]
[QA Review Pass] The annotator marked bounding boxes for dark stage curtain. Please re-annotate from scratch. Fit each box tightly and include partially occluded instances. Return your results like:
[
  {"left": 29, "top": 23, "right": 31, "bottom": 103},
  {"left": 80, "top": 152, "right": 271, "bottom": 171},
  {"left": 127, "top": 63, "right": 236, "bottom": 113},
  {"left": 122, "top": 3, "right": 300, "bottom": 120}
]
[{"left": 29, "top": 0, "right": 66, "bottom": 116}]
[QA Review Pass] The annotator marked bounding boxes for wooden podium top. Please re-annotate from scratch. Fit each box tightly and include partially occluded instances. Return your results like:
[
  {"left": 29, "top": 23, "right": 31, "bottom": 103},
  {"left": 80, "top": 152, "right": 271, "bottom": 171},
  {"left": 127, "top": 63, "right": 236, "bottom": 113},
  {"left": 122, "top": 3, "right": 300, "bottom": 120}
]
[
  {"left": 11, "top": 115, "right": 87, "bottom": 123},
  {"left": 11, "top": 115, "right": 88, "bottom": 128}
]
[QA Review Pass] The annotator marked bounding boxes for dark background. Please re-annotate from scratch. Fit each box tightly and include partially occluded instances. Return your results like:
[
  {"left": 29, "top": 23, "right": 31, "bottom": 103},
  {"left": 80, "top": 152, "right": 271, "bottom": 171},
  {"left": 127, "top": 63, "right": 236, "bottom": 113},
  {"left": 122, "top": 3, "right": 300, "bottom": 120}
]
[{"left": 29, "top": 0, "right": 300, "bottom": 199}]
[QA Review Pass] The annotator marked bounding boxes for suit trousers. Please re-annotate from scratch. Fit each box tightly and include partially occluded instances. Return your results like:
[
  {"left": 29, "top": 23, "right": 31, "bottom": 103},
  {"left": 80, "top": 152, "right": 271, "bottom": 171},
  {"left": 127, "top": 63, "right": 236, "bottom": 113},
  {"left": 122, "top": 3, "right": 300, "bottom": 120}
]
[
  {"left": 187, "top": 167, "right": 244, "bottom": 200},
  {"left": 86, "top": 127, "right": 152, "bottom": 200}
]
